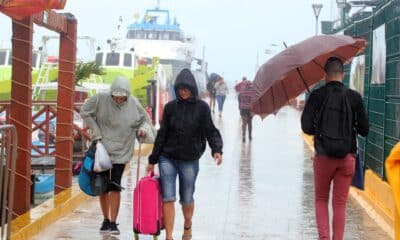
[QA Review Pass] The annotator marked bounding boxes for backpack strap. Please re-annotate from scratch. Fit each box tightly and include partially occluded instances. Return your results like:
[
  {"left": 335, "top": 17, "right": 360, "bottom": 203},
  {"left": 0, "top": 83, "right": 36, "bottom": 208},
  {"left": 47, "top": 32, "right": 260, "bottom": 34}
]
[
  {"left": 343, "top": 88, "right": 353, "bottom": 136},
  {"left": 347, "top": 89, "right": 358, "bottom": 138},
  {"left": 314, "top": 87, "right": 333, "bottom": 135},
  {"left": 81, "top": 164, "right": 94, "bottom": 177},
  {"left": 81, "top": 158, "right": 96, "bottom": 178}
]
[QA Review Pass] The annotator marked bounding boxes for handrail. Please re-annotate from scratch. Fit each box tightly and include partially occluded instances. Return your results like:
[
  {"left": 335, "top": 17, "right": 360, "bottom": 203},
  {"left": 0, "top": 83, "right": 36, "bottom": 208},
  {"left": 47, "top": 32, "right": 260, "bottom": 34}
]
[
  {"left": 0, "top": 101, "right": 89, "bottom": 160},
  {"left": 0, "top": 124, "right": 17, "bottom": 240}
]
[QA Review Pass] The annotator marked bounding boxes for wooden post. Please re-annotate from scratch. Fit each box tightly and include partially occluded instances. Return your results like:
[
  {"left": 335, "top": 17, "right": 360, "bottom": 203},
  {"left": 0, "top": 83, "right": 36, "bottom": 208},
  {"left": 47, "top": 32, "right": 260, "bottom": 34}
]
[
  {"left": 54, "top": 14, "right": 76, "bottom": 194},
  {"left": 10, "top": 17, "right": 33, "bottom": 215}
]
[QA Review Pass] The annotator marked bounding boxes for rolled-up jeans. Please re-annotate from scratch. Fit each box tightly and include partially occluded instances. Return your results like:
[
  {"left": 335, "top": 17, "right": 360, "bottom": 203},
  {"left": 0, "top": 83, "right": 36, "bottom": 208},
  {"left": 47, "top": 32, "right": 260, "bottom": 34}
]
[
  {"left": 158, "top": 155, "right": 199, "bottom": 205},
  {"left": 216, "top": 95, "right": 226, "bottom": 113},
  {"left": 313, "top": 153, "right": 355, "bottom": 240}
]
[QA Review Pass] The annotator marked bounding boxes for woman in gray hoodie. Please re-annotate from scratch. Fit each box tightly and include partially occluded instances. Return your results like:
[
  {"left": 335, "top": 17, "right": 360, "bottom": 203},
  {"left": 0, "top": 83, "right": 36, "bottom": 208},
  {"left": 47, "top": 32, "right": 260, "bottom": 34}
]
[{"left": 80, "top": 76, "right": 155, "bottom": 235}]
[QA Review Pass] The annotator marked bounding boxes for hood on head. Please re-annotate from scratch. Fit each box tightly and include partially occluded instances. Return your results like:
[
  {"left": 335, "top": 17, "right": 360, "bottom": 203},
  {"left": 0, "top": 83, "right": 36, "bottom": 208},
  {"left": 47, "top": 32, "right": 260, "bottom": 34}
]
[
  {"left": 110, "top": 76, "right": 131, "bottom": 97},
  {"left": 174, "top": 68, "right": 198, "bottom": 100}
]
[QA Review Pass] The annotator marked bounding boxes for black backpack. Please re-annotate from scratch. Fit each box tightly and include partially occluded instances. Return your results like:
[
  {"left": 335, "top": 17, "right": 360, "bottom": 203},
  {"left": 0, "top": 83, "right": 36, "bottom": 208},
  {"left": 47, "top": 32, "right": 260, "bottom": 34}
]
[{"left": 314, "top": 86, "right": 354, "bottom": 158}]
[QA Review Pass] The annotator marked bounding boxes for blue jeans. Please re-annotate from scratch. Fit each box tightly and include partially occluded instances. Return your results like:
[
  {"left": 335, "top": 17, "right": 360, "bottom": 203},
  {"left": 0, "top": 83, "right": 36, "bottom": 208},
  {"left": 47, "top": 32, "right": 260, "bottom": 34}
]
[
  {"left": 216, "top": 95, "right": 226, "bottom": 113},
  {"left": 158, "top": 156, "right": 199, "bottom": 205}
]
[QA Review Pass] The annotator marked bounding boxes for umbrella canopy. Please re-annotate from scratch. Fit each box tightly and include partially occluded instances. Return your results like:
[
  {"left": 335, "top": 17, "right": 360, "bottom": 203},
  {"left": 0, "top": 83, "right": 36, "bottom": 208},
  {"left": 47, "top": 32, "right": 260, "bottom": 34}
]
[
  {"left": 208, "top": 72, "right": 221, "bottom": 82},
  {"left": 252, "top": 35, "right": 366, "bottom": 118},
  {"left": 0, "top": 0, "right": 66, "bottom": 20}
]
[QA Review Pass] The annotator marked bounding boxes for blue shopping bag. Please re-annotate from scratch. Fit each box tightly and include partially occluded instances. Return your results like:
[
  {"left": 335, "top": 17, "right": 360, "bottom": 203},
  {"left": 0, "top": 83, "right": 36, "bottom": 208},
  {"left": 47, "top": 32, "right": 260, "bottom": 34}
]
[
  {"left": 351, "top": 150, "right": 364, "bottom": 190},
  {"left": 78, "top": 141, "right": 109, "bottom": 196}
]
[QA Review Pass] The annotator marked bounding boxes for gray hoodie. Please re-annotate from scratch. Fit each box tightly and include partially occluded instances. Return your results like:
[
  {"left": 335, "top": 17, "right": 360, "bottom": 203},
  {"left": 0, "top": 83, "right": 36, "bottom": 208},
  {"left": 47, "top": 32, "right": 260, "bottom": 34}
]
[
  {"left": 80, "top": 76, "right": 155, "bottom": 164},
  {"left": 214, "top": 81, "right": 228, "bottom": 96}
]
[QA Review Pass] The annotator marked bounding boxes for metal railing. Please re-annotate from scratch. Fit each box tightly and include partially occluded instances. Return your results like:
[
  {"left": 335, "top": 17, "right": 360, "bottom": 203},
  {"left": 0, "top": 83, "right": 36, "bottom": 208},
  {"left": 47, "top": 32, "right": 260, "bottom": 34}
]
[
  {"left": 0, "top": 101, "right": 90, "bottom": 161},
  {"left": 0, "top": 125, "right": 17, "bottom": 240}
]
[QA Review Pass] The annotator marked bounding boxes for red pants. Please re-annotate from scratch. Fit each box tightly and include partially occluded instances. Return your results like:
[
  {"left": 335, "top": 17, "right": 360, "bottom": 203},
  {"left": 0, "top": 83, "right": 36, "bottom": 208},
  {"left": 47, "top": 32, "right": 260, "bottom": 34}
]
[{"left": 313, "top": 154, "right": 355, "bottom": 240}]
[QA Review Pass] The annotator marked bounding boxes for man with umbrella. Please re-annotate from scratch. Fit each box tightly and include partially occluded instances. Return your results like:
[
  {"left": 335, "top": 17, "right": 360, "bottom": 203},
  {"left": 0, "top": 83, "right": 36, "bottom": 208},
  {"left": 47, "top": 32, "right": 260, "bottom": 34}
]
[
  {"left": 251, "top": 34, "right": 368, "bottom": 239},
  {"left": 301, "top": 57, "right": 369, "bottom": 240}
]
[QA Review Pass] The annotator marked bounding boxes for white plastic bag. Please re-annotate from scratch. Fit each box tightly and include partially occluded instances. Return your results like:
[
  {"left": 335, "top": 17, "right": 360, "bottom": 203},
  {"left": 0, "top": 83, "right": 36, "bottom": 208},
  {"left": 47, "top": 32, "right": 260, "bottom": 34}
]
[{"left": 94, "top": 141, "right": 112, "bottom": 172}]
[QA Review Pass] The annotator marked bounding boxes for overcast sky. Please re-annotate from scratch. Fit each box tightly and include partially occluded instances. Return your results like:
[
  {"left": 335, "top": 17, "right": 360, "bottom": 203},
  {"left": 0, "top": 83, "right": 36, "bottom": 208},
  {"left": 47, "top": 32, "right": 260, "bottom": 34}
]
[{"left": 0, "top": 0, "right": 338, "bottom": 83}]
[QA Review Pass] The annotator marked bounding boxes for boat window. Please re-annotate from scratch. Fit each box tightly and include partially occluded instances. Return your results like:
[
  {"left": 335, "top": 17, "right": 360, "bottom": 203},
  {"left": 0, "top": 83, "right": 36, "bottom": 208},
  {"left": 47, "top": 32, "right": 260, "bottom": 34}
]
[
  {"left": 32, "top": 53, "right": 38, "bottom": 68},
  {"left": 95, "top": 53, "right": 103, "bottom": 65},
  {"left": 124, "top": 53, "right": 132, "bottom": 67},
  {"left": 127, "top": 30, "right": 134, "bottom": 39},
  {"left": 0, "top": 51, "right": 6, "bottom": 65},
  {"left": 161, "top": 32, "right": 169, "bottom": 40},
  {"left": 159, "top": 59, "right": 189, "bottom": 69},
  {"left": 149, "top": 31, "right": 160, "bottom": 40},
  {"left": 138, "top": 31, "right": 144, "bottom": 39},
  {"left": 7, "top": 51, "right": 12, "bottom": 65},
  {"left": 105, "top": 53, "right": 120, "bottom": 66},
  {"left": 147, "top": 32, "right": 153, "bottom": 39},
  {"left": 170, "top": 32, "right": 180, "bottom": 41}
]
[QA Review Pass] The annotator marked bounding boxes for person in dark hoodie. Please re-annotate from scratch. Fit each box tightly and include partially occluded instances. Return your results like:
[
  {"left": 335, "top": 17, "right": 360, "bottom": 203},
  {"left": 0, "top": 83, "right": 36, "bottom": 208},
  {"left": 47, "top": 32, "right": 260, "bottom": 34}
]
[{"left": 147, "top": 69, "right": 223, "bottom": 240}]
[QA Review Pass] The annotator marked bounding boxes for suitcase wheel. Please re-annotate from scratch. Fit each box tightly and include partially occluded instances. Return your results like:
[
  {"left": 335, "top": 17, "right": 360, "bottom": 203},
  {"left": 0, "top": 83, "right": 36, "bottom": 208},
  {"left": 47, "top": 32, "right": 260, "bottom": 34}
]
[{"left": 133, "top": 233, "right": 157, "bottom": 240}]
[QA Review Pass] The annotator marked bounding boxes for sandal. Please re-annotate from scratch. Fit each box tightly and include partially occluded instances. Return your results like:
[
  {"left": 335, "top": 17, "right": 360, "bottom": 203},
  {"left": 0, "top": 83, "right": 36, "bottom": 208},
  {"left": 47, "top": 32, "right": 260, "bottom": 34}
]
[{"left": 182, "top": 224, "right": 192, "bottom": 240}]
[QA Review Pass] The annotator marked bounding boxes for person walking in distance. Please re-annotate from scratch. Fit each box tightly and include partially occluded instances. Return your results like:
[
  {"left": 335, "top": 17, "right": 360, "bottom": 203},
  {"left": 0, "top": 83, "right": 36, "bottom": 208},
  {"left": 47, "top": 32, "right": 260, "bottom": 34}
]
[
  {"left": 147, "top": 69, "right": 223, "bottom": 240},
  {"left": 80, "top": 76, "right": 155, "bottom": 235},
  {"left": 207, "top": 73, "right": 219, "bottom": 113},
  {"left": 214, "top": 77, "right": 229, "bottom": 117},
  {"left": 301, "top": 57, "right": 369, "bottom": 240},
  {"left": 235, "top": 76, "right": 254, "bottom": 142}
]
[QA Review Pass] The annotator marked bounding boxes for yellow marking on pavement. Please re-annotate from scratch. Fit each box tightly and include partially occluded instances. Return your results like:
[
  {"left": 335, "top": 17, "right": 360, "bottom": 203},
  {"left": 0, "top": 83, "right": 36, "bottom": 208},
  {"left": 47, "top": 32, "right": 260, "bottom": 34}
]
[
  {"left": 301, "top": 132, "right": 395, "bottom": 239},
  {"left": 11, "top": 185, "right": 90, "bottom": 240},
  {"left": 134, "top": 144, "right": 153, "bottom": 156}
]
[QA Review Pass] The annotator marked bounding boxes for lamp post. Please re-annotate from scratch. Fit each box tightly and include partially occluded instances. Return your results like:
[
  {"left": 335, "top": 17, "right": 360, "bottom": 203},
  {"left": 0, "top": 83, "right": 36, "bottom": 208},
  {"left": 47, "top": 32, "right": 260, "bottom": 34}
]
[
  {"left": 336, "top": 0, "right": 346, "bottom": 27},
  {"left": 312, "top": 3, "right": 323, "bottom": 35},
  {"left": 147, "top": 79, "right": 157, "bottom": 124}
]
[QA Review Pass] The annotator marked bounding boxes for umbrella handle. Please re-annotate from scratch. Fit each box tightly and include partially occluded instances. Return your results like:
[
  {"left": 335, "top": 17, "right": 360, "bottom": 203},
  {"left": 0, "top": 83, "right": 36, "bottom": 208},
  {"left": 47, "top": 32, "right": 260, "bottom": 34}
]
[
  {"left": 283, "top": 41, "right": 311, "bottom": 93},
  {"left": 296, "top": 68, "right": 311, "bottom": 93}
]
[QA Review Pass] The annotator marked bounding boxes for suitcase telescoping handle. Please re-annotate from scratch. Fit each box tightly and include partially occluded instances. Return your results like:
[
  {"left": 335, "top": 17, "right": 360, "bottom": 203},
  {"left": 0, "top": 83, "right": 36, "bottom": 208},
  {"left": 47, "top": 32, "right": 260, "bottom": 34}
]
[
  {"left": 135, "top": 137, "right": 155, "bottom": 185},
  {"left": 136, "top": 138, "right": 143, "bottom": 185}
]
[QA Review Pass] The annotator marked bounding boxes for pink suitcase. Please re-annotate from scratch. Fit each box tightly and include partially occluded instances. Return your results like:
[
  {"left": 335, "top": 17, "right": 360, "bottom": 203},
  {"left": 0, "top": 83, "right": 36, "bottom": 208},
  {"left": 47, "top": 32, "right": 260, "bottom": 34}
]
[{"left": 133, "top": 142, "right": 163, "bottom": 239}]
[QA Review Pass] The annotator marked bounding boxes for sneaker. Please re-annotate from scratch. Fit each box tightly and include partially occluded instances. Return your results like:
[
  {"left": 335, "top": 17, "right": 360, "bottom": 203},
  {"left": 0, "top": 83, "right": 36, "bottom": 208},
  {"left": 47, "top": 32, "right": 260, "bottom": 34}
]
[
  {"left": 109, "top": 222, "right": 120, "bottom": 235},
  {"left": 99, "top": 219, "right": 110, "bottom": 234}
]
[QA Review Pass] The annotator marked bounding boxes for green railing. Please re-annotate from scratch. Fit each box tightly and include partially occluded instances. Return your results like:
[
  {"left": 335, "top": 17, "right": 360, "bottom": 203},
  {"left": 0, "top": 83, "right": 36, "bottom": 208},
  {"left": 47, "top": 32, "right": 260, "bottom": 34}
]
[{"left": 325, "top": 0, "right": 400, "bottom": 179}]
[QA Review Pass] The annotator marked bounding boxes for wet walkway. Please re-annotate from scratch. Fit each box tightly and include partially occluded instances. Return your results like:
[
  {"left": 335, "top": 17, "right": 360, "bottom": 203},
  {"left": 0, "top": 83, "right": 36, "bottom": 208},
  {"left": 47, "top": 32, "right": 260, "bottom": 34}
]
[{"left": 33, "top": 95, "right": 391, "bottom": 239}]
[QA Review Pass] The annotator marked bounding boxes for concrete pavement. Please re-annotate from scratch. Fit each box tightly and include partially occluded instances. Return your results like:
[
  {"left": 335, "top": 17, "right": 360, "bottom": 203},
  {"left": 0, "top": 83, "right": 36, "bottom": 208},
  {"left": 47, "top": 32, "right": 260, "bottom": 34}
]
[{"left": 31, "top": 96, "right": 391, "bottom": 240}]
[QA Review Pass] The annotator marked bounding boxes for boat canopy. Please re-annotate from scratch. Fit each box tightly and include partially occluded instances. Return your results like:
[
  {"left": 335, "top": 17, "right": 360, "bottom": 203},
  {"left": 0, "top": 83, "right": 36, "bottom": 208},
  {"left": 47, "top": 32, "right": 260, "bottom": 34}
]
[{"left": 126, "top": 8, "right": 183, "bottom": 41}]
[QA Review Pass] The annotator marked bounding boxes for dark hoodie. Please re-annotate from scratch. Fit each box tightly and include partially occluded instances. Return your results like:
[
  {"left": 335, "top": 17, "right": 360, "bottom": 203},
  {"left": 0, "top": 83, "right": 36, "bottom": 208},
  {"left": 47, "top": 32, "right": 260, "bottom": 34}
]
[{"left": 148, "top": 69, "right": 223, "bottom": 164}]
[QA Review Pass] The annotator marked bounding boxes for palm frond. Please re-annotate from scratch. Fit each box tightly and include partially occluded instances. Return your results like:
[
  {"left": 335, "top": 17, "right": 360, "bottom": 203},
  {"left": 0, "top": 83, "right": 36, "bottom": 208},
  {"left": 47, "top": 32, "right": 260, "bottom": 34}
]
[{"left": 75, "top": 61, "right": 105, "bottom": 85}]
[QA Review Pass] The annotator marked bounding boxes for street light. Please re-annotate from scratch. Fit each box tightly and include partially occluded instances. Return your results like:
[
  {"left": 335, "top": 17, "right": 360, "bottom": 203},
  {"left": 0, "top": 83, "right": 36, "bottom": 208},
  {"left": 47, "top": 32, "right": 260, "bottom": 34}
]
[
  {"left": 147, "top": 79, "right": 157, "bottom": 124},
  {"left": 336, "top": 0, "right": 346, "bottom": 27},
  {"left": 312, "top": 3, "right": 323, "bottom": 35}
]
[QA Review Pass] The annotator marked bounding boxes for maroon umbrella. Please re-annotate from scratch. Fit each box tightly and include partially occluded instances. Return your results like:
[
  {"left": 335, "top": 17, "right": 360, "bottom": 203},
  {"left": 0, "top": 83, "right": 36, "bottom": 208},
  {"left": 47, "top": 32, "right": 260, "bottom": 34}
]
[{"left": 252, "top": 35, "right": 366, "bottom": 118}]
